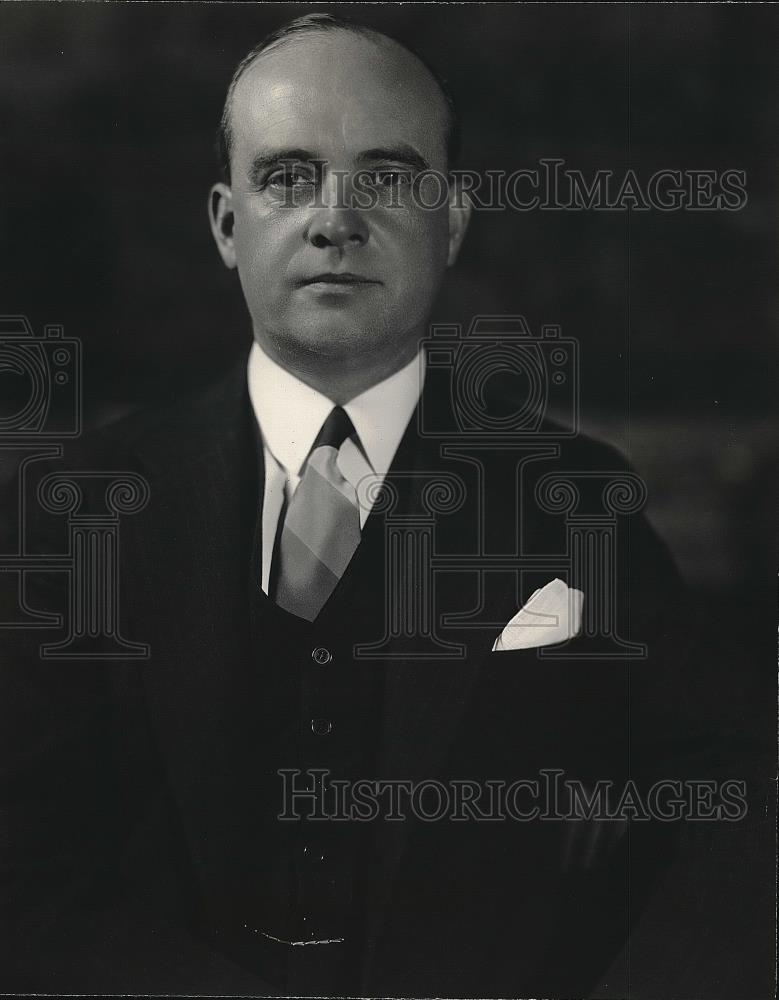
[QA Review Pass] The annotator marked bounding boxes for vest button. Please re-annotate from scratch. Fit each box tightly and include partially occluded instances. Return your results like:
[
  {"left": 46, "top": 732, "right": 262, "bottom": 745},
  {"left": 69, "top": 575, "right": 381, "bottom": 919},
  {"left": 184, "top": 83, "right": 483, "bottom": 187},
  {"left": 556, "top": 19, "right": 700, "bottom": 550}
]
[
  {"left": 311, "top": 646, "right": 332, "bottom": 665},
  {"left": 311, "top": 718, "right": 332, "bottom": 736}
]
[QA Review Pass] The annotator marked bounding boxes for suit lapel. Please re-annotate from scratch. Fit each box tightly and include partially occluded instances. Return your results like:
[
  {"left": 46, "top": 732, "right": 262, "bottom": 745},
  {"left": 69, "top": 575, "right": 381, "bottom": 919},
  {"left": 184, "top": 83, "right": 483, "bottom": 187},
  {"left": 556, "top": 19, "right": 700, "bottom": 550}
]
[
  {"left": 122, "top": 357, "right": 268, "bottom": 918},
  {"left": 357, "top": 383, "right": 507, "bottom": 984}
]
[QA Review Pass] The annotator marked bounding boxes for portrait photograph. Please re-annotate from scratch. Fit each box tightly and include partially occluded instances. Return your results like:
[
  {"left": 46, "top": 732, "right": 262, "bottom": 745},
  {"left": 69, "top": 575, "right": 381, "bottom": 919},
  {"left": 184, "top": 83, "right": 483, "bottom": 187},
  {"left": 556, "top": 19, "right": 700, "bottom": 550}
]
[{"left": 0, "top": 4, "right": 776, "bottom": 998}]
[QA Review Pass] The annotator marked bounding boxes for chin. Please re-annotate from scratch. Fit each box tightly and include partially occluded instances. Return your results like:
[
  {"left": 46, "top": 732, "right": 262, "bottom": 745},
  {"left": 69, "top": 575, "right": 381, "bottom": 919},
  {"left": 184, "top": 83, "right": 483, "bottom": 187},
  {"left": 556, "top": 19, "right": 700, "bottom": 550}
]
[{"left": 293, "top": 319, "right": 388, "bottom": 358}]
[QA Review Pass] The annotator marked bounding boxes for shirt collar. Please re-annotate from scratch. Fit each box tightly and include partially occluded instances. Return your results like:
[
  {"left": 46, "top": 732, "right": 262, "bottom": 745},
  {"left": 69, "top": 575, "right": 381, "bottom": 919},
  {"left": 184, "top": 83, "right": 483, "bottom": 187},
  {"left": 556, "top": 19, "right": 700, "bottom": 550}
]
[{"left": 247, "top": 340, "right": 425, "bottom": 478}]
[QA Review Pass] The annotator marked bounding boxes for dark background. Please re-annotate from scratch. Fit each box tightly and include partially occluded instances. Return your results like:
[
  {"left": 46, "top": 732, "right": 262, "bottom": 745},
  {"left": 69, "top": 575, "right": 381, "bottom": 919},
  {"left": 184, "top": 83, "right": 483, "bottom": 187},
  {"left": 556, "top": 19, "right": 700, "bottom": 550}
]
[{"left": 0, "top": 4, "right": 776, "bottom": 993}]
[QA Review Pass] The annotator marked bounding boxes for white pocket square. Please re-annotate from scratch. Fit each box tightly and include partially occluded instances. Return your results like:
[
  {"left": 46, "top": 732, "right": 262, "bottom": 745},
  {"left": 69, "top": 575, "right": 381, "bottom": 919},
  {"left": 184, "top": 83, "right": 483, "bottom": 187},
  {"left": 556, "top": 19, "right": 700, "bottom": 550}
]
[{"left": 492, "top": 578, "right": 584, "bottom": 651}]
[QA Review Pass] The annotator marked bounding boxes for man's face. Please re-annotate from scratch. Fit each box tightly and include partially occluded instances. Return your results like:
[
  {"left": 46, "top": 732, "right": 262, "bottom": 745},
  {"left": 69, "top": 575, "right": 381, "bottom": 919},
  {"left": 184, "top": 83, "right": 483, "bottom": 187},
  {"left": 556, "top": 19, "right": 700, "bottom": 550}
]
[{"left": 210, "top": 31, "right": 468, "bottom": 381}]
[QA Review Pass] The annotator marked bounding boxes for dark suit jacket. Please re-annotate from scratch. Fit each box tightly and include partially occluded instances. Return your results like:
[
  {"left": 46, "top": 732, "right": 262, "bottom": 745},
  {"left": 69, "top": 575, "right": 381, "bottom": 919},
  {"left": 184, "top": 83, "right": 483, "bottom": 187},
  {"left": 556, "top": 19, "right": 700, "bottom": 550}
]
[{"left": 0, "top": 349, "right": 701, "bottom": 996}]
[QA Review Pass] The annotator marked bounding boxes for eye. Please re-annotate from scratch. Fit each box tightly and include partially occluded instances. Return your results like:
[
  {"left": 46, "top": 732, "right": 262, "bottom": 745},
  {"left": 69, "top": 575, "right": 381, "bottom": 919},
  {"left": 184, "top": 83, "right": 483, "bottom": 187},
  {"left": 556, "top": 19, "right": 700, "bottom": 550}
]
[
  {"left": 265, "top": 165, "right": 317, "bottom": 190},
  {"left": 366, "top": 169, "right": 412, "bottom": 188}
]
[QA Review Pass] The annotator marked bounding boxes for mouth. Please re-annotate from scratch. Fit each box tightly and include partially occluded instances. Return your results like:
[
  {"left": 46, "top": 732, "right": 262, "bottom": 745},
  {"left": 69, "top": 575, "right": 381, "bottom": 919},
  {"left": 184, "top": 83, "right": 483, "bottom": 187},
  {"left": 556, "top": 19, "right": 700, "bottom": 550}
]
[{"left": 297, "top": 273, "right": 380, "bottom": 288}]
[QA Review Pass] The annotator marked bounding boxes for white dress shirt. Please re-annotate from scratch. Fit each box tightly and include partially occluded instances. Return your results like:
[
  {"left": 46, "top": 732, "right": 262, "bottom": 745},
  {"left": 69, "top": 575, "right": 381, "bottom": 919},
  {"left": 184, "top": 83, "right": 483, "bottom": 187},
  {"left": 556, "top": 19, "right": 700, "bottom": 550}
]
[{"left": 247, "top": 341, "right": 425, "bottom": 594}]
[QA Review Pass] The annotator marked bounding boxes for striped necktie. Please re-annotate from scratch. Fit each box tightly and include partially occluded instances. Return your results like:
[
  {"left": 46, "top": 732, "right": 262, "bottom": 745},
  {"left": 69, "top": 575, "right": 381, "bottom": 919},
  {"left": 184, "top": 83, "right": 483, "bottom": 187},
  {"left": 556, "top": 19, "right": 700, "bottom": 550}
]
[{"left": 272, "top": 406, "right": 362, "bottom": 621}]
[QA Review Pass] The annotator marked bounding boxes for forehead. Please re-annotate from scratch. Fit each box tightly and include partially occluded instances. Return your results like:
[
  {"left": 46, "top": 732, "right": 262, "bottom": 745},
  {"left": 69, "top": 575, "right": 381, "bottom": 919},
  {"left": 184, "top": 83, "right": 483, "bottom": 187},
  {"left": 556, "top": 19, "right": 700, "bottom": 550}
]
[{"left": 230, "top": 31, "right": 449, "bottom": 168}]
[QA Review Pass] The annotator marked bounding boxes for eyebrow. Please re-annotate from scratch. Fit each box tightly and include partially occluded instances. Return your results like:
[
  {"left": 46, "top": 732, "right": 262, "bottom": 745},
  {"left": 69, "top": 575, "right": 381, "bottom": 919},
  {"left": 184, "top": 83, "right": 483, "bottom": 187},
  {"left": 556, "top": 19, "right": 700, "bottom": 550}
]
[
  {"left": 247, "top": 148, "right": 322, "bottom": 185},
  {"left": 357, "top": 146, "right": 431, "bottom": 173},
  {"left": 246, "top": 144, "right": 431, "bottom": 185}
]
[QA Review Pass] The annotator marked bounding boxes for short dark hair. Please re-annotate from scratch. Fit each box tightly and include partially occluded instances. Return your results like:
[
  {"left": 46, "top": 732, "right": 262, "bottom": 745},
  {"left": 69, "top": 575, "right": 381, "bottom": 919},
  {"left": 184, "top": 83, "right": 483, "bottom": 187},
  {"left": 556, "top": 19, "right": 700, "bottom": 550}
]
[{"left": 216, "top": 12, "right": 461, "bottom": 182}]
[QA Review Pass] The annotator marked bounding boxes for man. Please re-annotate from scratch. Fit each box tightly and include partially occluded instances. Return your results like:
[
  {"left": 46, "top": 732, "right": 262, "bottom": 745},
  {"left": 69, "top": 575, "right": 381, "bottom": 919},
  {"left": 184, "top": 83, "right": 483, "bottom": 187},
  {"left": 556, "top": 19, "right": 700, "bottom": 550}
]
[{"left": 1, "top": 14, "right": 694, "bottom": 997}]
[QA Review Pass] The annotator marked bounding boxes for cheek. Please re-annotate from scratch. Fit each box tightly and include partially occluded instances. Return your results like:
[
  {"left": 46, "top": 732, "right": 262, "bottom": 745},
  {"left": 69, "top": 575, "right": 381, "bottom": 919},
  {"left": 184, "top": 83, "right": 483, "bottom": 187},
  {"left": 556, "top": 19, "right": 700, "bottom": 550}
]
[
  {"left": 232, "top": 202, "right": 300, "bottom": 283},
  {"left": 386, "top": 204, "right": 450, "bottom": 284},
  {"left": 372, "top": 211, "right": 448, "bottom": 330}
]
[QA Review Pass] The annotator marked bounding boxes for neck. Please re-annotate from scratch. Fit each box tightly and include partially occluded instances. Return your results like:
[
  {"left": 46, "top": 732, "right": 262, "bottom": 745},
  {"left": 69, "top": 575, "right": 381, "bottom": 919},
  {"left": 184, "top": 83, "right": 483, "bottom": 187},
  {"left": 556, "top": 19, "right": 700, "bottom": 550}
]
[{"left": 253, "top": 337, "right": 422, "bottom": 404}]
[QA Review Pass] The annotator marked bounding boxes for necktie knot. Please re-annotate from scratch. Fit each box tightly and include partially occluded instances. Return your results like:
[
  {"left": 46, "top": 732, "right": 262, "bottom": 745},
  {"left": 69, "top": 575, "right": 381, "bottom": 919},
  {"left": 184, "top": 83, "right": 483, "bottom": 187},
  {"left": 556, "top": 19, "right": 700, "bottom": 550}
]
[{"left": 312, "top": 406, "right": 355, "bottom": 453}]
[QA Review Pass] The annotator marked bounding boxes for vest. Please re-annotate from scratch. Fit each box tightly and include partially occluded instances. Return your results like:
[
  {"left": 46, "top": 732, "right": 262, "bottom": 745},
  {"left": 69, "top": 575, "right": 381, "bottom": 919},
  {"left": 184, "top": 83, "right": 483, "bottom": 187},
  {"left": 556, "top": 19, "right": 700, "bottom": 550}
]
[{"left": 216, "top": 450, "right": 392, "bottom": 991}]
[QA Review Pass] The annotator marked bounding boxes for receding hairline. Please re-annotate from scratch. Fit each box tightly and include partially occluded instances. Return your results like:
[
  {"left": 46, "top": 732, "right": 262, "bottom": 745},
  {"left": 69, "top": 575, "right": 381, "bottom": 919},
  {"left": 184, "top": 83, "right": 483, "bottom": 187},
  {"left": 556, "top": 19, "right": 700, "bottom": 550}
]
[{"left": 218, "top": 21, "right": 458, "bottom": 180}]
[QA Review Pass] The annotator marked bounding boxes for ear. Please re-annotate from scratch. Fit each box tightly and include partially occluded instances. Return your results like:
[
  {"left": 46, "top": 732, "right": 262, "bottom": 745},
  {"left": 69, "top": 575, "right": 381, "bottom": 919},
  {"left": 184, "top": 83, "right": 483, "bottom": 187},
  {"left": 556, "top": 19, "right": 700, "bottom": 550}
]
[
  {"left": 208, "top": 182, "right": 237, "bottom": 269},
  {"left": 446, "top": 175, "right": 472, "bottom": 267}
]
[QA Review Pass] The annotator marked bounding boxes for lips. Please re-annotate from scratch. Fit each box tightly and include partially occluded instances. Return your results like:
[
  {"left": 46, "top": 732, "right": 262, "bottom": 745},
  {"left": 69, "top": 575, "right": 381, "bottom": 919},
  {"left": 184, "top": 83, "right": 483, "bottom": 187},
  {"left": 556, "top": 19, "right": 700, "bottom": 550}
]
[{"left": 298, "top": 272, "right": 379, "bottom": 286}]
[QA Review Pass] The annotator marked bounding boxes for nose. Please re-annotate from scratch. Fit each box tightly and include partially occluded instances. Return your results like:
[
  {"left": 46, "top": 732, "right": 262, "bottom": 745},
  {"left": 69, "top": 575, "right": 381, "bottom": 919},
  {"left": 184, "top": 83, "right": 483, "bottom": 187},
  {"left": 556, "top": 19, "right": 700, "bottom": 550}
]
[
  {"left": 305, "top": 173, "right": 369, "bottom": 250},
  {"left": 306, "top": 207, "right": 369, "bottom": 250}
]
